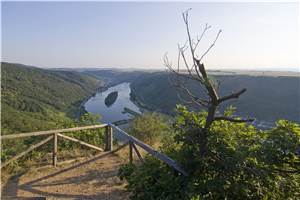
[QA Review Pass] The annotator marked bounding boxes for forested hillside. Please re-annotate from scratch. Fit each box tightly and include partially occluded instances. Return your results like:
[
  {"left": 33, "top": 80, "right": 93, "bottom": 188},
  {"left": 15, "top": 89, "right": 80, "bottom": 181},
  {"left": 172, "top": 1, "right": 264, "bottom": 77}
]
[
  {"left": 130, "top": 72, "right": 300, "bottom": 125},
  {"left": 1, "top": 62, "right": 102, "bottom": 134},
  {"left": 82, "top": 69, "right": 147, "bottom": 86}
]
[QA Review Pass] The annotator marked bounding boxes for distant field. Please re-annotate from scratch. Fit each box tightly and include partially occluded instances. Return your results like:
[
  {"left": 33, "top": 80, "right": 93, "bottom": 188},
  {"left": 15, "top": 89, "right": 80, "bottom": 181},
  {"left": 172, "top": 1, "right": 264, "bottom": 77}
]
[{"left": 206, "top": 69, "right": 300, "bottom": 77}]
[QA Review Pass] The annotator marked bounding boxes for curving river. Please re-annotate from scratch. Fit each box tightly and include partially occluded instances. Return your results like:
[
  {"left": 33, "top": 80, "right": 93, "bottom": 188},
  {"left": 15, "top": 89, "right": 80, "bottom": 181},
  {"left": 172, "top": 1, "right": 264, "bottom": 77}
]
[{"left": 84, "top": 82, "right": 141, "bottom": 123}]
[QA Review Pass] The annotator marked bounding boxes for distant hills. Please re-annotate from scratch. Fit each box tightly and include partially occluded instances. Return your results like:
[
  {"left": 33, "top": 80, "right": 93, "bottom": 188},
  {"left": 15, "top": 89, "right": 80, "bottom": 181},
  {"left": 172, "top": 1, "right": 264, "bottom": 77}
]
[
  {"left": 1, "top": 62, "right": 102, "bottom": 134},
  {"left": 2, "top": 62, "right": 299, "bottom": 133},
  {"left": 81, "top": 69, "right": 148, "bottom": 86},
  {"left": 130, "top": 72, "right": 300, "bottom": 125}
]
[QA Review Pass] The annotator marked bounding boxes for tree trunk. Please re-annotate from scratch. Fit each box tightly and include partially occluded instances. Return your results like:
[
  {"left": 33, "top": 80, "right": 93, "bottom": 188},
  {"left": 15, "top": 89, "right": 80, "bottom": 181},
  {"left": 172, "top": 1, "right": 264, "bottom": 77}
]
[{"left": 199, "top": 104, "right": 217, "bottom": 157}]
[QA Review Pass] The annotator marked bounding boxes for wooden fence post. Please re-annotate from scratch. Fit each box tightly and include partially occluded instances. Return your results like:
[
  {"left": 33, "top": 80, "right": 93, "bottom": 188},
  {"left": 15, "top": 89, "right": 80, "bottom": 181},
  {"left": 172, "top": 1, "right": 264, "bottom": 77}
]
[
  {"left": 53, "top": 133, "right": 58, "bottom": 167},
  {"left": 105, "top": 125, "right": 113, "bottom": 151},
  {"left": 129, "top": 141, "right": 133, "bottom": 164}
]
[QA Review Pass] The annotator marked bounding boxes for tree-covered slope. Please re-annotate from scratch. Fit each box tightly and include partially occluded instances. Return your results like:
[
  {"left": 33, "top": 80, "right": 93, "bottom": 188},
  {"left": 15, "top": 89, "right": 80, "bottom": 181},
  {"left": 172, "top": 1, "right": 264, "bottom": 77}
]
[
  {"left": 82, "top": 69, "right": 147, "bottom": 86},
  {"left": 1, "top": 62, "right": 102, "bottom": 134},
  {"left": 130, "top": 72, "right": 300, "bottom": 124}
]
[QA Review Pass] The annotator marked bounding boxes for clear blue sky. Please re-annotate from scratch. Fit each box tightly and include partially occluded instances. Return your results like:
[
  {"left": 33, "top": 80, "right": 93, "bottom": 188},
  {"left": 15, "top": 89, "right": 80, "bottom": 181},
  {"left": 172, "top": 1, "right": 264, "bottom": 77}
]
[{"left": 1, "top": 2, "right": 299, "bottom": 71}]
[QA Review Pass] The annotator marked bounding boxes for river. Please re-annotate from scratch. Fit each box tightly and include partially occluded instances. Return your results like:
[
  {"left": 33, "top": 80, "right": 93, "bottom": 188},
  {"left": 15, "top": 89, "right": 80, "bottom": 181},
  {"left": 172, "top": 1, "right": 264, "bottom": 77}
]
[
  {"left": 84, "top": 82, "right": 142, "bottom": 123},
  {"left": 84, "top": 82, "right": 273, "bottom": 131}
]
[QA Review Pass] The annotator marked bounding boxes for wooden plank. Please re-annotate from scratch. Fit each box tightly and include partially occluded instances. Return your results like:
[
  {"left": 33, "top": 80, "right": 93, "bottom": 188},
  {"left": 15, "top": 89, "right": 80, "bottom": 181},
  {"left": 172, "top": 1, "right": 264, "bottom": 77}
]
[
  {"left": 132, "top": 143, "right": 144, "bottom": 163},
  {"left": 1, "top": 124, "right": 108, "bottom": 140},
  {"left": 105, "top": 125, "right": 113, "bottom": 151},
  {"left": 110, "top": 124, "right": 188, "bottom": 176},
  {"left": 105, "top": 126, "right": 109, "bottom": 151},
  {"left": 109, "top": 126, "right": 113, "bottom": 151},
  {"left": 57, "top": 133, "right": 104, "bottom": 152},
  {"left": 1, "top": 136, "right": 53, "bottom": 168},
  {"left": 53, "top": 133, "right": 58, "bottom": 167},
  {"left": 129, "top": 141, "right": 133, "bottom": 163}
]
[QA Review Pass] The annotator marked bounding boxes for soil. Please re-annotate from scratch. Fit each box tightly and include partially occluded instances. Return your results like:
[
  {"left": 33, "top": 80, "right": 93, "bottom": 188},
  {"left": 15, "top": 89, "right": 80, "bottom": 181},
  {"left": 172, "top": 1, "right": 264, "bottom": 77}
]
[{"left": 1, "top": 152, "right": 130, "bottom": 200}]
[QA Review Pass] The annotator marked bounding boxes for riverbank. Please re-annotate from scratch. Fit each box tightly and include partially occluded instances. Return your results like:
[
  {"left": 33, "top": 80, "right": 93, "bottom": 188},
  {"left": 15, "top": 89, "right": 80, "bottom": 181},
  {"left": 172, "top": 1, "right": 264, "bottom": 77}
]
[
  {"left": 84, "top": 82, "right": 142, "bottom": 123},
  {"left": 74, "top": 80, "right": 130, "bottom": 120},
  {"left": 73, "top": 83, "right": 106, "bottom": 120},
  {"left": 129, "top": 86, "right": 172, "bottom": 115},
  {"left": 129, "top": 91, "right": 152, "bottom": 113}
]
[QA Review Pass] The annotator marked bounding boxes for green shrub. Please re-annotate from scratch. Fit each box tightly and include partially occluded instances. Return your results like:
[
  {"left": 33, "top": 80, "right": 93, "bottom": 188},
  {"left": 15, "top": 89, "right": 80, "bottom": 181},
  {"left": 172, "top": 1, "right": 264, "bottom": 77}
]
[
  {"left": 119, "top": 105, "right": 300, "bottom": 199},
  {"left": 128, "top": 112, "right": 171, "bottom": 145}
]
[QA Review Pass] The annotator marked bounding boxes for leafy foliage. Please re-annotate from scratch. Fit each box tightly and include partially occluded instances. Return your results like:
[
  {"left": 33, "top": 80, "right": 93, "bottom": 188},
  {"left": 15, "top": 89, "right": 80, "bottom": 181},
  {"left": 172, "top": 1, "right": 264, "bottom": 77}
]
[
  {"left": 1, "top": 62, "right": 101, "bottom": 134},
  {"left": 128, "top": 112, "right": 171, "bottom": 145},
  {"left": 1, "top": 62, "right": 105, "bottom": 169},
  {"left": 119, "top": 105, "right": 300, "bottom": 199}
]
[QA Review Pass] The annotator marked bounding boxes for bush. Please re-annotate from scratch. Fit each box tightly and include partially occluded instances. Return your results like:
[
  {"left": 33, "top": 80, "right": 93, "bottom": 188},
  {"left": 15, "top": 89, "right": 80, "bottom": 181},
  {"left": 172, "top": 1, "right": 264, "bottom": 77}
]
[
  {"left": 119, "top": 156, "right": 190, "bottom": 200},
  {"left": 128, "top": 112, "right": 171, "bottom": 145},
  {"left": 119, "top": 105, "right": 300, "bottom": 199}
]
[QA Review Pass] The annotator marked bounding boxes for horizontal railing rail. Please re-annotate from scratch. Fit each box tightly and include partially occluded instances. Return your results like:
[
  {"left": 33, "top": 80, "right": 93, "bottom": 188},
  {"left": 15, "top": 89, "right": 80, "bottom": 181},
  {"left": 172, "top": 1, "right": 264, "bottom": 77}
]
[
  {"left": 110, "top": 123, "right": 188, "bottom": 176},
  {"left": 1, "top": 124, "right": 108, "bottom": 140},
  {"left": 1, "top": 124, "right": 111, "bottom": 168}
]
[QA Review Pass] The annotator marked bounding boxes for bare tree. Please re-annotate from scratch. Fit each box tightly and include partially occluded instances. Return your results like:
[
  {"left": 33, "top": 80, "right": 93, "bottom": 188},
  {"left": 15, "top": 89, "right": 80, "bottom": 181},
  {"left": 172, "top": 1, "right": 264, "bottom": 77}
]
[{"left": 165, "top": 9, "right": 254, "bottom": 157}]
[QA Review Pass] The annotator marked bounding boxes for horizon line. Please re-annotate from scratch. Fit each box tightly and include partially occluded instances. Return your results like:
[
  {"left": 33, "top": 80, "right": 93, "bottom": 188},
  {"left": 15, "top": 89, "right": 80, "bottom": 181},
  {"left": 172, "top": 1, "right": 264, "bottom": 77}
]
[{"left": 2, "top": 61, "right": 299, "bottom": 73}]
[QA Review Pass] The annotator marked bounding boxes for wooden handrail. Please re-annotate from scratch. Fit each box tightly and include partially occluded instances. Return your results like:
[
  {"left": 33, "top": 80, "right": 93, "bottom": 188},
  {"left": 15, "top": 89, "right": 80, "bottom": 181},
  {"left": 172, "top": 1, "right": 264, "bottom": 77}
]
[
  {"left": 110, "top": 123, "right": 188, "bottom": 176},
  {"left": 1, "top": 124, "right": 109, "bottom": 168},
  {"left": 1, "top": 124, "right": 108, "bottom": 140},
  {"left": 131, "top": 143, "right": 144, "bottom": 163},
  {"left": 58, "top": 133, "right": 104, "bottom": 152},
  {"left": 1, "top": 123, "right": 188, "bottom": 177}
]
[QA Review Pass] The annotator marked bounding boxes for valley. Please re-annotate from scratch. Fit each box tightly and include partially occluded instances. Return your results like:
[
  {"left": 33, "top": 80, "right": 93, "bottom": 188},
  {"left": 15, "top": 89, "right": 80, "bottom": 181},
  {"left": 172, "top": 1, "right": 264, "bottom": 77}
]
[
  {"left": 1, "top": 62, "right": 299, "bottom": 199},
  {"left": 2, "top": 62, "right": 299, "bottom": 134}
]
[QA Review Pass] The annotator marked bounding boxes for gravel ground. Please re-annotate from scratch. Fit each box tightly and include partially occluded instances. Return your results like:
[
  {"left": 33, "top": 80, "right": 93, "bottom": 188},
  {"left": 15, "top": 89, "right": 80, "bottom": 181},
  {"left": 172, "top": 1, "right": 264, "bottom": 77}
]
[{"left": 2, "top": 152, "right": 130, "bottom": 200}]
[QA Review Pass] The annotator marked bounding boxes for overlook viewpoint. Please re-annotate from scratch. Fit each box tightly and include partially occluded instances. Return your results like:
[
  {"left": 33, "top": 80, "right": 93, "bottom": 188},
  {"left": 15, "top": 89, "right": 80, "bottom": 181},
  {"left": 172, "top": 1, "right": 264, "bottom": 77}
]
[{"left": 1, "top": 2, "right": 299, "bottom": 200}]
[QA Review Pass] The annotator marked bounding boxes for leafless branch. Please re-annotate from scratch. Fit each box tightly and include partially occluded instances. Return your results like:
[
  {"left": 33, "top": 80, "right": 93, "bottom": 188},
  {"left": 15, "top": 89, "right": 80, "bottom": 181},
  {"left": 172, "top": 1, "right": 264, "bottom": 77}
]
[
  {"left": 165, "top": 9, "right": 253, "bottom": 156},
  {"left": 198, "top": 29, "right": 222, "bottom": 63},
  {"left": 193, "top": 23, "right": 211, "bottom": 53},
  {"left": 166, "top": 65, "right": 202, "bottom": 83},
  {"left": 214, "top": 116, "right": 255, "bottom": 123},
  {"left": 179, "top": 84, "right": 209, "bottom": 108},
  {"left": 218, "top": 88, "right": 247, "bottom": 103}
]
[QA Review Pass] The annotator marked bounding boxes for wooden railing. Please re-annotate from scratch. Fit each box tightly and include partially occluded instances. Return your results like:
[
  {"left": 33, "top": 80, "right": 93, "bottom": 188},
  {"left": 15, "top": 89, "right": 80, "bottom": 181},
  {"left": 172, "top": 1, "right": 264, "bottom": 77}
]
[
  {"left": 109, "top": 123, "right": 188, "bottom": 176},
  {"left": 1, "top": 123, "right": 187, "bottom": 176},
  {"left": 1, "top": 124, "right": 110, "bottom": 168}
]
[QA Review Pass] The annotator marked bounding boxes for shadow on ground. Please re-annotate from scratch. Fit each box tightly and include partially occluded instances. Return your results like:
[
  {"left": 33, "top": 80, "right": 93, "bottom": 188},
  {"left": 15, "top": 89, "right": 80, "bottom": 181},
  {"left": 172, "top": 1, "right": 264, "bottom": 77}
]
[{"left": 2, "top": 152, "right": 129, "bottom": 200}]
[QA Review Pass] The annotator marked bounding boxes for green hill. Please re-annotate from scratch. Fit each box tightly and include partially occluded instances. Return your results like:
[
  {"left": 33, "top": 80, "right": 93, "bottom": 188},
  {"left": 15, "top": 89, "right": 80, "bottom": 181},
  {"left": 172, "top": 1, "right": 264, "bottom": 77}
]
[
  {"left": 82, "top": 69, "right": 147, "bottom": 86},
  {"left": 130, "top": 72, "right": 300, "bottom": 125},
  {"left": 1, "top": 62, "right": 102, "bottom": 134}
]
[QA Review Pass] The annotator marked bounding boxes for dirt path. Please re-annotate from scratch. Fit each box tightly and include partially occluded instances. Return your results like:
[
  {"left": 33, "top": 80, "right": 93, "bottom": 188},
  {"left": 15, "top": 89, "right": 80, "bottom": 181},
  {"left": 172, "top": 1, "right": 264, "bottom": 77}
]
[{"left": 2, "top": 152, "right": 130, "bottom": 200}]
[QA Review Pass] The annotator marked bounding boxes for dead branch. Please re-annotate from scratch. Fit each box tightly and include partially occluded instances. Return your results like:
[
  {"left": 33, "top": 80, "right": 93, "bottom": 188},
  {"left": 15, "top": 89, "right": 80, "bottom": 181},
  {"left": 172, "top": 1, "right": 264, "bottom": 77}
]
[
  {"left": 214, "top": 116, "right": 255, "bottom": 123},
  {"left": 193, "top": 23, "right": 211, "bottom": 52},
  {"left": 165, "top": 9, "right": 253, "bottom": 156},
  {"left": 218, "top": 88, "right": 247, "bottom": 103},
  {"left": 198, "top": 29, "right": 222, "bottom": 63}
]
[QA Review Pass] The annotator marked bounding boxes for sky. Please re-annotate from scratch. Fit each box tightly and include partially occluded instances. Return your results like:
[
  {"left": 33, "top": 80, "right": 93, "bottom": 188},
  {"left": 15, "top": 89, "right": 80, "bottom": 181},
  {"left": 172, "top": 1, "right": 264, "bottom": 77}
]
[{"left": 1, "top": 2, "right": 299, "bottom": 71}]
